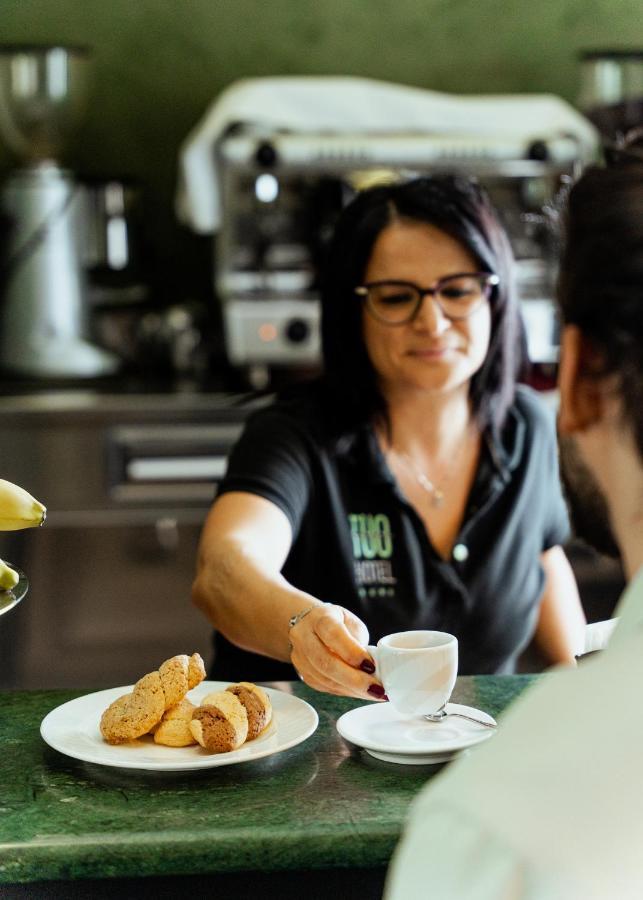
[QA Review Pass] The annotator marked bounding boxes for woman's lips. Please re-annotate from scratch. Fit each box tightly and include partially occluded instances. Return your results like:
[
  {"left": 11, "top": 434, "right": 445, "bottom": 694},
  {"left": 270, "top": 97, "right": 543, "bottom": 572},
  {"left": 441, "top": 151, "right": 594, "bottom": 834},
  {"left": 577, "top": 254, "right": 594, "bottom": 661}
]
[{"left": 408, "top": 345, "right": 454, "bottom": 359}]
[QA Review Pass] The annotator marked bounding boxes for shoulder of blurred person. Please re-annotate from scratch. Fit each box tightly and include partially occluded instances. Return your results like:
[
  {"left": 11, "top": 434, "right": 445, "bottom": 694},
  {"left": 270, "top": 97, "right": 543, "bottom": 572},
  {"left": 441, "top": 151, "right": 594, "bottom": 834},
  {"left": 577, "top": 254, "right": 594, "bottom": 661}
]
[
  {"left": 386, "top": 148, "right": 643, "bottom": 900},
  {"left": 386, "top": 570, "right": 643, "bottom": 900}
]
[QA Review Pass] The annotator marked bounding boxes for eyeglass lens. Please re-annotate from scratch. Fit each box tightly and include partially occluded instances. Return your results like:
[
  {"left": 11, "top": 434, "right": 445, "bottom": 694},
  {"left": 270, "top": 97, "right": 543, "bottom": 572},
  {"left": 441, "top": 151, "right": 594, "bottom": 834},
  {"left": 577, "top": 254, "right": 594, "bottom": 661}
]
[{"left": 365, "top": 275, "right": 490, "bottom": 323}]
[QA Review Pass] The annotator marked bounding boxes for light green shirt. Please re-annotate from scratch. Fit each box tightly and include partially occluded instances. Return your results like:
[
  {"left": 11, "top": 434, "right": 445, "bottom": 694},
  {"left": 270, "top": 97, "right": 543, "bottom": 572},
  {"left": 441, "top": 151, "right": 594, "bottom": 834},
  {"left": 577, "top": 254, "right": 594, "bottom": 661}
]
[{"left": 386, "top": 568, "right": 643, "bottom": 900}]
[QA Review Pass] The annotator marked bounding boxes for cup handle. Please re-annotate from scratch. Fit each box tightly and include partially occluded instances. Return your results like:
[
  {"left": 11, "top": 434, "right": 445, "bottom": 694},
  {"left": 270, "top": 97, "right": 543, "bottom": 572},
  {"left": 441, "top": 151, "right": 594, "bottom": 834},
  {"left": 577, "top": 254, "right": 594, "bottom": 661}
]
[{"left": 366, "top": 645, "right": 379, "bottom": 677}]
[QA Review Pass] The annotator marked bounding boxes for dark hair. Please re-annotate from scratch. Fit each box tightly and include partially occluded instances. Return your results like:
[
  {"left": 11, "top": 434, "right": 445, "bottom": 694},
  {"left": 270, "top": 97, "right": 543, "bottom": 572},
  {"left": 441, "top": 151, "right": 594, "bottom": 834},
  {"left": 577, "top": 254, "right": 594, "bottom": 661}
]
[
  {"left": 558, "top": 145, "right": 643, "bottom": 460},
  {"left": 320, "top": 174, "right": 525, "bottom": 436}
]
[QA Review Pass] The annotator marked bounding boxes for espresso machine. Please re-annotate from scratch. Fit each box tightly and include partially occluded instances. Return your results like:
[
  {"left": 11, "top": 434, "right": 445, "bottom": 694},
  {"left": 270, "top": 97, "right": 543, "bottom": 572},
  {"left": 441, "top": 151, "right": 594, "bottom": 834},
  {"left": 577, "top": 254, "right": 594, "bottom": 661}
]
[
  {"left": 177, "top": 77, "right": 600, "bottom": 384},
  {"left": 0, "top": 44, "right": 118, "bottom": 378}
]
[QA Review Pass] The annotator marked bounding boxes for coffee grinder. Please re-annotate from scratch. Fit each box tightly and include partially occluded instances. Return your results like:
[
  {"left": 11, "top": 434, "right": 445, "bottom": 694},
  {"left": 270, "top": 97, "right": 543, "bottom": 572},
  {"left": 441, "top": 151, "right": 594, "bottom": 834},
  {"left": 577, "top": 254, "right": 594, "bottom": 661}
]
[{"left": 0, "top": 44, "right": 118, "bottom": 378}]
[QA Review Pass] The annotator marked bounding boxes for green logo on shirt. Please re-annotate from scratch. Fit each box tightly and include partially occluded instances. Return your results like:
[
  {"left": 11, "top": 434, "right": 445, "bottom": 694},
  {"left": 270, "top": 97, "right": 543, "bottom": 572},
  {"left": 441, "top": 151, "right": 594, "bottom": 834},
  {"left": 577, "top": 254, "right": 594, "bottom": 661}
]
[
  {"left": 348, "top": 513, "right": 393, "bottom": 559},
  {"left": 349, "top": 513, "right": 396, "bottom": 594}
]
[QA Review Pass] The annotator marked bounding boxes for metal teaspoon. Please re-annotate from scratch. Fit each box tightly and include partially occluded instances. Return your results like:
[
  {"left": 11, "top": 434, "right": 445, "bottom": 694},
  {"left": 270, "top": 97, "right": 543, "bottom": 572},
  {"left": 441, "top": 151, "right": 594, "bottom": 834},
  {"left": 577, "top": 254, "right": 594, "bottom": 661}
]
[{"left": 424, "top": 704, "right": 497, "bottom": 728}]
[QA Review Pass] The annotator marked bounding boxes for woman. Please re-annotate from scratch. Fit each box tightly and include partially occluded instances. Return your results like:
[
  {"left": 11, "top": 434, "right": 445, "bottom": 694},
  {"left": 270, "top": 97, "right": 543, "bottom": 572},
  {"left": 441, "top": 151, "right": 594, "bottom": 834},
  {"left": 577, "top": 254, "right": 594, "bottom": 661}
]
[{"left": 192, "top": 175, "right": 586, "bottom": 700}]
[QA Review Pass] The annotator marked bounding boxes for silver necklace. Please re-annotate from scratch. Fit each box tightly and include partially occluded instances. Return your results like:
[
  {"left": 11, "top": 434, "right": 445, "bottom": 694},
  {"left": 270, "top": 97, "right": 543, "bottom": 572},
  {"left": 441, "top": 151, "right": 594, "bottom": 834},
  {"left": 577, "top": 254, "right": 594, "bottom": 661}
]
[
  {"left": 397, "top": 452, "right": 446, "bottom": 508},
  {"left": 390, "top": 429, "right": 474, "bottom": 510}
]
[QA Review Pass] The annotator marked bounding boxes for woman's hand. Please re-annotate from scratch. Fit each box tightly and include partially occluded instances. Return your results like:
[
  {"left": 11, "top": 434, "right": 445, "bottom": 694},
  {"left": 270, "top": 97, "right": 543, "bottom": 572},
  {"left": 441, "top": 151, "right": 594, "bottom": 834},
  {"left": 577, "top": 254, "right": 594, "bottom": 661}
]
[{"left": 288, "top": 603, "right": 386, "bottom": 701}]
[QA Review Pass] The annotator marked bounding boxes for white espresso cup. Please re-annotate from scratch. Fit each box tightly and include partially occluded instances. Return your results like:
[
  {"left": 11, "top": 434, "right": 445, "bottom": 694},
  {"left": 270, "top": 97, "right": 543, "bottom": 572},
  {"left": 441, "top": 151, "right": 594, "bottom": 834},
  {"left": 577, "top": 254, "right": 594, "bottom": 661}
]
[{"left": 368, "top": 630, "right": 458, "bottom": 717}]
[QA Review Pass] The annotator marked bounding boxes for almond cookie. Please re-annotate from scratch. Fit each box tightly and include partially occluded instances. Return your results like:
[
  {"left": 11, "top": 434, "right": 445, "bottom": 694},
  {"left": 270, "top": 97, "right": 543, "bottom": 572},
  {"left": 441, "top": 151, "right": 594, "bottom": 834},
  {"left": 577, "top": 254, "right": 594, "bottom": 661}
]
[
  {"left": 158, "top": 652, "right": 206, "bottom": 709},
  {"left": 153, "top": 698, "right": 197, "bottom": 747},
  {"left": 189, "top": 691, "right": 248, "bottom": 753},
  {"left": 187, "top": 652, "right": 206, "bottom": 689},
  {"left": 226, "top": 682, "right": 272, "bottom": 741},
  {"left": 158, "top": 655, "right": 190, "bottom": 709},
  {"left": 100, "top": 671, "right": 165, "bottom": 744}
]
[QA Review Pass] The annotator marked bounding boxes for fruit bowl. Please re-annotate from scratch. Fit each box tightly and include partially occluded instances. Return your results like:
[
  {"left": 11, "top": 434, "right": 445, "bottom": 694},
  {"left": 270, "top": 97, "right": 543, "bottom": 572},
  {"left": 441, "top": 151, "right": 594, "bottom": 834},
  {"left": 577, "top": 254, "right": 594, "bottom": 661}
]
[{"left": 0, "top": 565, "right": 28, "bottom": 617}]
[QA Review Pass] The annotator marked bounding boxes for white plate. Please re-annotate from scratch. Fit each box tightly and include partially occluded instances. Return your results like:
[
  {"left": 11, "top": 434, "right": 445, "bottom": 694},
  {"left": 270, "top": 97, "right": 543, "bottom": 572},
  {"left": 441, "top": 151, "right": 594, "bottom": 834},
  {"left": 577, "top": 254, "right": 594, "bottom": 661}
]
[
  {"left": 337, "top": 701, "right": 496, "bottom": 765},
  {"left": 40, "top": 681, "right": 318, "bottom": 771}
]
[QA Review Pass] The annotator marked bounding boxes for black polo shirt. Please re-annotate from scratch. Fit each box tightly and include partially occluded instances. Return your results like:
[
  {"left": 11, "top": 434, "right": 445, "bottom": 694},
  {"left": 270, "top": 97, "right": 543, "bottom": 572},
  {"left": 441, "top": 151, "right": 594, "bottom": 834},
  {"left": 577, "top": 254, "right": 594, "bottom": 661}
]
[{"left": 212, "top": 382, "right": 569, "bottom": 680}]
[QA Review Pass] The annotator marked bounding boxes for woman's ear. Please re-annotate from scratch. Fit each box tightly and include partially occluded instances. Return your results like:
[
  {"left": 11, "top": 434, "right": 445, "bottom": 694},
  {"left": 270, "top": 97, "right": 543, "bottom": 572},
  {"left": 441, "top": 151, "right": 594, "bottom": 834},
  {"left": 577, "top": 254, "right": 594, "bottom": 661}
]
[{"left": 557, "top": 325, "right": 605, "bottom": 434}]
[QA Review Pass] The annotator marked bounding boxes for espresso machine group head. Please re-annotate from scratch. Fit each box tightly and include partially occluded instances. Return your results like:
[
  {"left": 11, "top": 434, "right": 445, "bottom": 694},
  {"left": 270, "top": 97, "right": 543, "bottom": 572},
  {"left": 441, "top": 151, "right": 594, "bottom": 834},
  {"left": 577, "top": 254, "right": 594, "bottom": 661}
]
[{"left": 0, "top": 44, "right": 118, "bottom": 378}]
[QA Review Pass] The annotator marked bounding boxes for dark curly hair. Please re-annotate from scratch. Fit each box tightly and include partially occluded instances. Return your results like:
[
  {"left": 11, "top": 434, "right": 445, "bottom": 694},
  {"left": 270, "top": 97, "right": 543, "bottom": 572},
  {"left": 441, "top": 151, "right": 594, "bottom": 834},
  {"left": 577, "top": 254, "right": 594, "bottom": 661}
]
[
  {"left": 558, "top": 140, "right": 643, "bottom": 461},
  {"left": 319, "top": 174, "right": 526, "bottom": 437}
]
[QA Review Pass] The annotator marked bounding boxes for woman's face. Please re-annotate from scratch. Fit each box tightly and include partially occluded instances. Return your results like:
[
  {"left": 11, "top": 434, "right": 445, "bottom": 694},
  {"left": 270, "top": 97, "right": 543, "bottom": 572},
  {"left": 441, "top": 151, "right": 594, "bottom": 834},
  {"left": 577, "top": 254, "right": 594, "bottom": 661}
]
[{"left": 361, "top": 219, "right": 492, "bottom": 399}]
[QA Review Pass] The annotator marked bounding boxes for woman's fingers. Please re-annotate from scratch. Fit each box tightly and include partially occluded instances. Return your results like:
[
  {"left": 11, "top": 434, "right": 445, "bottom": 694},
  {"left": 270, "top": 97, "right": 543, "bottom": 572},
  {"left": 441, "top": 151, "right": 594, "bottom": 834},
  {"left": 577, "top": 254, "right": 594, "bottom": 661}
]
[
  {"left": 290, "top": 644, "right": 349, "bottom": 696},
  {"left": 289, "top": 604, "right": 385, "bottom": 700},
  {"left": 342, "top": 608, "right": 370, "bottom": 646},
  {"left": 291, "top": 637, "right": 384, "bottom": 699},
  {"left": 313, "top": 605, "right": 372, "bottom": 669}
]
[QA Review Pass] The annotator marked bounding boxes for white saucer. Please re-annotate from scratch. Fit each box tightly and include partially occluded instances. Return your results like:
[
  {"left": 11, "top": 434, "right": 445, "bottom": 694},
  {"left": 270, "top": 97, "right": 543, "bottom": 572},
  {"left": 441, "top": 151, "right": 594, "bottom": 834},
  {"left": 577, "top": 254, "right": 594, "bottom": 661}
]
[{"left": 336, "top": 701, "right": 496, "bottom": 765}]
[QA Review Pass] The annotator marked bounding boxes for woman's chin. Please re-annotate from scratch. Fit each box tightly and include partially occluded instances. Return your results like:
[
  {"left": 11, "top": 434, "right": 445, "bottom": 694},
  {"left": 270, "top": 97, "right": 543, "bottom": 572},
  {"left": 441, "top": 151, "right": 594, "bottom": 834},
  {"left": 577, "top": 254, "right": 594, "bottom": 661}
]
[{"left": 382, "top": 374, "right": 467, "bottom": 398}]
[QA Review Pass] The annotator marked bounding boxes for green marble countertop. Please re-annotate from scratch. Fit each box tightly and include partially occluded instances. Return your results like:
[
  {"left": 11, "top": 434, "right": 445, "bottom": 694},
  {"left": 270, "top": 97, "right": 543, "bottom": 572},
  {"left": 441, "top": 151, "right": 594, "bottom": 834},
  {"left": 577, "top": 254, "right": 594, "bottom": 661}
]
[{"left": 0, "top": 676, "right": 536, "bottom": 886}]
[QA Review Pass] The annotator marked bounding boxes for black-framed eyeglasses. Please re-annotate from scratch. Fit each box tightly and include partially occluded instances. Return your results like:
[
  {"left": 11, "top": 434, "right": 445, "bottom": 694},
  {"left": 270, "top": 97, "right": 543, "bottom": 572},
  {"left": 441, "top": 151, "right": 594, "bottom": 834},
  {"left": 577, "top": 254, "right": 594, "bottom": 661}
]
[{"left": 355, "top": 273, "right": 500, "bottom": 325}]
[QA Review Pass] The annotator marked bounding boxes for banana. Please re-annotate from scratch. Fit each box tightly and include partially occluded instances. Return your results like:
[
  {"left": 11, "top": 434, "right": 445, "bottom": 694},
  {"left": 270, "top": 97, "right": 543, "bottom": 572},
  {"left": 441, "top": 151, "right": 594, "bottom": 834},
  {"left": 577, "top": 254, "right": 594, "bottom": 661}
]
[
  {"left": 0, "top": 478, "right": 46, "bottom": 530},
  {"left": 0, "top": 557, "right": 19, "bottom": 590}
]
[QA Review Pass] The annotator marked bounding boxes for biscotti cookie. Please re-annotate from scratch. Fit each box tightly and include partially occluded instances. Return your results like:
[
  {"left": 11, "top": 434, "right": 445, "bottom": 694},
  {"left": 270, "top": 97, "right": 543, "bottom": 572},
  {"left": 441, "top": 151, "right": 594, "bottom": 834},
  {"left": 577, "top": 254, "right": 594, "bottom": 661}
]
[
  {"left": 226, "top": 682, "right": 272, "bottom": 741},
  {"left": 153, "top": 698, "right": 197, "bottom": 747},
  {"left": 100, "top": 671, "right": 165, "bottom": 744},
  {"left": 189, "top": 690, "right": 248, "bottom": 752}
]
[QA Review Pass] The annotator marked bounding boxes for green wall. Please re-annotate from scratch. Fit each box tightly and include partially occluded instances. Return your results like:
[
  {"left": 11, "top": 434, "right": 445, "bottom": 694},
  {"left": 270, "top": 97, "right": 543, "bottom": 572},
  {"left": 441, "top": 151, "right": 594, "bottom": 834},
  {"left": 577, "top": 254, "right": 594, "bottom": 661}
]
[{"left": 1, "top": 0, "right": 641, "bottom": 302}]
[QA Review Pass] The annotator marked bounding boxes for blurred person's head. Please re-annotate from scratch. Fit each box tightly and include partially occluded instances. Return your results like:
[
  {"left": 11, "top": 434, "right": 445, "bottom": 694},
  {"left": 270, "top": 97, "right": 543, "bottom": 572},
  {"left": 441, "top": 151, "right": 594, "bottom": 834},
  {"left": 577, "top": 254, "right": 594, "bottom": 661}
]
[
  {"left": 320, "top": 175, "right": 526, "bottom": 435},
  {"left": 557, "top": 137, "right": 643, "bottom": 568}
]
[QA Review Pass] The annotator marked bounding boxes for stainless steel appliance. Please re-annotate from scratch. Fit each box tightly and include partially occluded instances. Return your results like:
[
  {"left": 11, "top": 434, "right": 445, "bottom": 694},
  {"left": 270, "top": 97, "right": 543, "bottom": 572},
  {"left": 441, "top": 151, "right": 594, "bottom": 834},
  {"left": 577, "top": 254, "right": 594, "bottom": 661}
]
[
  {"left": 0, "top": 389, "right": 262, "bottom": 689},
  {"left": 0, "top": 44, "right": 118, "bottom": 378}
]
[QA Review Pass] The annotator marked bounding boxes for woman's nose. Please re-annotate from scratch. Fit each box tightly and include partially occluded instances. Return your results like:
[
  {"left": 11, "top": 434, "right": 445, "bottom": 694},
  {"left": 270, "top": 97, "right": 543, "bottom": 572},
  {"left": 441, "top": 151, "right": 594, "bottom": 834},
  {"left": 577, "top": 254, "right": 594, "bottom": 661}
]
[{"left": 412, "top": 294, "right": 450, "bottom": 333}]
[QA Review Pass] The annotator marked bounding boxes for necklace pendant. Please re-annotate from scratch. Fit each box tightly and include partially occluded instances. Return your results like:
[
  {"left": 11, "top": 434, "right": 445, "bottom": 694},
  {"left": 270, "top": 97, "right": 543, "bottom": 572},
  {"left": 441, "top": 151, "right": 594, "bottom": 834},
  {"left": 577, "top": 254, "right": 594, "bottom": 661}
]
[{"left": 432, "top": 489, "right": 445, "bottom": 508}]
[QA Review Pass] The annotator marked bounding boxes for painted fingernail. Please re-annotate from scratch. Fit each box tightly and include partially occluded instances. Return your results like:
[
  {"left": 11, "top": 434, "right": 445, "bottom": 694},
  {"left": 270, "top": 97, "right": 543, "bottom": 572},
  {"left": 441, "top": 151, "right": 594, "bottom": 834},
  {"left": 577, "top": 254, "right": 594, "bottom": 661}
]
[
  {"left": 360, "top": 658, "right": 376, "bottom": 674},
  {"left": 367, "top": 683, "right": 386, "bottom": 698}
]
